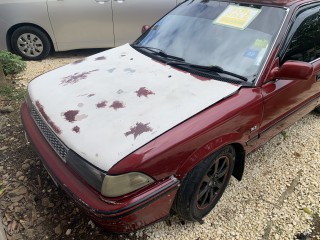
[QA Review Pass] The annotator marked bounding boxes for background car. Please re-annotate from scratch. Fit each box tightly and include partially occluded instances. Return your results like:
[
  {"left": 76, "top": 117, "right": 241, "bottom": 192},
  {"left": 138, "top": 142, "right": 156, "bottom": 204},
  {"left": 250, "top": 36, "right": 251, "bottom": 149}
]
[{"left": 0, "top": 0, "right": 184, "bottom": 60}]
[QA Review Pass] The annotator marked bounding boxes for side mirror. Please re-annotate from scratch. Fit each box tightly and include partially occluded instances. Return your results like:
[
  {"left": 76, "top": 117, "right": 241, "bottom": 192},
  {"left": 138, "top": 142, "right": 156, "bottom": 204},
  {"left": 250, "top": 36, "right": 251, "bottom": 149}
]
[
  {"left": 141, "top": 25, "right": 150, "bottom": 34},
  {"left": 269, "top": 61, "right": 314, "bottom": 81}
]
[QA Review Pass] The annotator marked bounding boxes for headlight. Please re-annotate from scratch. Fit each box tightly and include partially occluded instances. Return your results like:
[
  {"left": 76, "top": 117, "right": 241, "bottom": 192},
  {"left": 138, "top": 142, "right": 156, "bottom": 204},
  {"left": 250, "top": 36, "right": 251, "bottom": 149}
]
[{"left": 101, "top": 172, "right": 154, "bottom": 197}]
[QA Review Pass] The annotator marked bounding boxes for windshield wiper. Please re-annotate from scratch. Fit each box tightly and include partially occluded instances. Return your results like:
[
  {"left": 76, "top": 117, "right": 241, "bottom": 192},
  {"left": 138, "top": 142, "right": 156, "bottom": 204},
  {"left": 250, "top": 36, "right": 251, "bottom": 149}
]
[
  {"left": 132, "top": 45, "right": 185, "bottom": 62},
  {"left": 167, "top": 61, "right": 248, "bottom": 82}
]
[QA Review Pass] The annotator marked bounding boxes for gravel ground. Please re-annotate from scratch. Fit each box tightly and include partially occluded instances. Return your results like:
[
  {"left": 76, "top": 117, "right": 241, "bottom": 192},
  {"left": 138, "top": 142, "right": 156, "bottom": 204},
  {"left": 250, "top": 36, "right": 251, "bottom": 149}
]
[{"left": 1, "top": 49, "right": 319, "bottom": 239}]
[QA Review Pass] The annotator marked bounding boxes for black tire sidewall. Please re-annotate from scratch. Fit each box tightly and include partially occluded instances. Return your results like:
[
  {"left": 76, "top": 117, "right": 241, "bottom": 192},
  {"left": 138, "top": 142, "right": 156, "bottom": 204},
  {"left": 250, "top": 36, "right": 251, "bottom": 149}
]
[
  {"left": 174, "top": 146, "right": 235, "bottom": 221},
  {"left": 11, "top": 26, "right": 51, "bottom": 60}
]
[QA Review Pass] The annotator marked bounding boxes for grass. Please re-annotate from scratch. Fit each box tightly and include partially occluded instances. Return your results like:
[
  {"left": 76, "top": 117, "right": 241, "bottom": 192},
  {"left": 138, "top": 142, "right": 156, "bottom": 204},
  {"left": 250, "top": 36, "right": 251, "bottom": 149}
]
[{"left": 0, "top": 83, "right": 26, "bottom": 101}]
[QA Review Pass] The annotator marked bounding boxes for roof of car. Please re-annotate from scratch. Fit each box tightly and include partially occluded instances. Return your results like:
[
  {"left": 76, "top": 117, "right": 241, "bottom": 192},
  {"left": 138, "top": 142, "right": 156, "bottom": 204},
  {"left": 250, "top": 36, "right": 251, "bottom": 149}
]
[{"left": 228, "top": 0, "right": 305, "bottom": 7}]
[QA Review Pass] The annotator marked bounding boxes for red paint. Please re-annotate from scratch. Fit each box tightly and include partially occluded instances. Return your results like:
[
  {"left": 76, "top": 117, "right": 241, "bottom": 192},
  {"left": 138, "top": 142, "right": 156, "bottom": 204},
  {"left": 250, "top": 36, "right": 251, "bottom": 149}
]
[
  {"left": 96, "top": 101, "right": 107, "bottom": 108},
  {"left": 95, "top": 56, "right": 106, "bottom": 61},
  {"left": 21, "top": 103, "right": 178, "bottom": 233},
  {"left": 35, "top": 101, "right": 61, "bottom": 134},
  {"left": 135, "top": 87, "right": 155, "bottom": 98},
  {"left": 72, "top": 59, "right": 85, "bottom": 65},
  {"left": 72, "top": 126, "right": 80, "bottom": 133},
  {"left": 125, "top": 122, "right": 153, "bottom": 139},
  {"left": 110, "top": 101, "right": 125, "bottom": 110},
  {"left": 64, "top": 110, "right": 79, "bottom": 123},
  {"left": 190, "top": 74, "right": 211, "bottom": 81},
  {"left": 61, "top": 70, "right": 98, "bottom": 86}
]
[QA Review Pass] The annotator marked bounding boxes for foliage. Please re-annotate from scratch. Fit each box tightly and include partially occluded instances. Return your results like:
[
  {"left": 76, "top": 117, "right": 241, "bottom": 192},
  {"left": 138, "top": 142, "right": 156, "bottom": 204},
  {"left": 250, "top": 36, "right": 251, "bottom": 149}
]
[
  {"left": 0, "top": 83, "right": 25, "bottom": 101},
  {"left": 0, "top": 50, "right": 26, "bottom": 76}
]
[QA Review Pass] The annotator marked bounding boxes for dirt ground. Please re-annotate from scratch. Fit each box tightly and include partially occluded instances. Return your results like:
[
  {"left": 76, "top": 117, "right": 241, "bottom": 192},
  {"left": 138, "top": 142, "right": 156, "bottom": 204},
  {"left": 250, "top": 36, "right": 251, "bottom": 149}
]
[{"left": 0, "top": 50, "right": 319, "bottom": 240}]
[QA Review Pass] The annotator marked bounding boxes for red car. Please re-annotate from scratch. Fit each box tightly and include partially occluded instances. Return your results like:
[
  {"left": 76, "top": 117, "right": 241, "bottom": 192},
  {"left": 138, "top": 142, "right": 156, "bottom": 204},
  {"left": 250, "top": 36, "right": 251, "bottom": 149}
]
[{"left": 21, "top": 0, "right": 320, "bottom": 233}]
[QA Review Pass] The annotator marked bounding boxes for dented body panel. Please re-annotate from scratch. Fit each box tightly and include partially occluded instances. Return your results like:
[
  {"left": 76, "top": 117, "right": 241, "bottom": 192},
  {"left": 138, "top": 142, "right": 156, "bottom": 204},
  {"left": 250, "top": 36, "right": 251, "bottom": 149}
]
[{"left": 28, "top": 44, "right": 240, "bottom": 171}]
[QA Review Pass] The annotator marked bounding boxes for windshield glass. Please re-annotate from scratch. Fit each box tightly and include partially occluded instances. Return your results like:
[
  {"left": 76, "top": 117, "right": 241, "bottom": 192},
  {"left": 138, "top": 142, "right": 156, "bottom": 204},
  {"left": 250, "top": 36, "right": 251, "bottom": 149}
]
[{"left": 134, "top": 0, "right": 286, "bottom": 82}]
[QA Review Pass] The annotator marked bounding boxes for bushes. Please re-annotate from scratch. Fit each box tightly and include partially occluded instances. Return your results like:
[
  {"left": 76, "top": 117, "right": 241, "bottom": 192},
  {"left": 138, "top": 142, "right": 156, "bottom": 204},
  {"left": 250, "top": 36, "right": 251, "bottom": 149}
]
[{"left": 0, "top": 50, "right": 26, "bottom": 77}]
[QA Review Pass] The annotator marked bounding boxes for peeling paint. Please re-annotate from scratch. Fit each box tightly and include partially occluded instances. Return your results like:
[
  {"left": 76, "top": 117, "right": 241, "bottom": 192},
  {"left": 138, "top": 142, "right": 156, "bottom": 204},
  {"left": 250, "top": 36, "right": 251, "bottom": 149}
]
[
  {"left": 63, "top": 110, "right": 79, "bottom": 123},
  {"left": 110, "top": 101, "right": 125, "bottom": 110},
  {"left": 75, "top": 114, "right": 88, "bottom": 121},
  {"left": 124, "top": 68, "right": 135, "bottom": 73},
  {"left": 35, "top": 100, "right": 62, "bottom": 134},
  {"left": 117, "top": 89, "right": 124, "bottom": 94},
  {"left": 96, "top": 101, "right": 107, "bottom": 108},
  {"left": 135, "top": 87, "right": 155, "bottom": 98},
  {"left": 125, "top": 122, "right": 152, "bottom": 139},
  {"left": 61, "top": 69, "right": 98, "bottom": 86},
  {"left": 72, "top": 126, "right": 80, "bottom": 133},
  {"left": 95, "top": 56, "right": 106, "bottom": 61},
  {"left": 72, "top": 59, "right": 85, "bottom": 65}
]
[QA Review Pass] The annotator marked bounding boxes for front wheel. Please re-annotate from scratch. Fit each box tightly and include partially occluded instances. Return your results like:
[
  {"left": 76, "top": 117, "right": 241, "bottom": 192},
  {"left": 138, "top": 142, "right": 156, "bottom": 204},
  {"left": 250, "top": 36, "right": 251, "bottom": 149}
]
[
  {"left": 173, "top": 145, "right": 235, "bottom": 221},
  {"left": 11, "top": 26, "right": 51, "bottom": 60}
]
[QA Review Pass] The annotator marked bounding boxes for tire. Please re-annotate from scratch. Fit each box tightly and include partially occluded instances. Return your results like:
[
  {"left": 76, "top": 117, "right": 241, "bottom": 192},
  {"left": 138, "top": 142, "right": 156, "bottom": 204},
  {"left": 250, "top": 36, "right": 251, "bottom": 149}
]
[
  {"left": 173, "top": 145, "right": 235, "bottom": 221},
  {"left": 316, "top": 106, "right": 320, "bottom": 113},
  {"left": 11, "top": 26, "right": 51, "bottom": 60}
]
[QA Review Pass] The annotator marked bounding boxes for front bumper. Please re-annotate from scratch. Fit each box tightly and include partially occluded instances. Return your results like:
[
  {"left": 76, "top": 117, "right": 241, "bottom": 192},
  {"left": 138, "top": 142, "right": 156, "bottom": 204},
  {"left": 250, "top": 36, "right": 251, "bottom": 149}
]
[{"left": 20, "top": 102, "right": 179, "bottom": 233}]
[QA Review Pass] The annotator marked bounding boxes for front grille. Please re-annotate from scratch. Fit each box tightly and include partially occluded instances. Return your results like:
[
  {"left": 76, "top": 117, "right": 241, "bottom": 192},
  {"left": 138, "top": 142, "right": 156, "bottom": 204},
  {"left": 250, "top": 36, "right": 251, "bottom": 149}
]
[{"left": 31, "top": 105, "right": 69, "bottom": 161}]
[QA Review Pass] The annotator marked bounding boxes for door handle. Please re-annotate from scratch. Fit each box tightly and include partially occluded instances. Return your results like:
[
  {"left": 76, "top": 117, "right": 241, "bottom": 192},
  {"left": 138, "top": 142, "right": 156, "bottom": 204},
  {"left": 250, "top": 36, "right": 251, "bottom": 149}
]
[{"left": 114, "top": 0, "right": 125, "bottom": 2}]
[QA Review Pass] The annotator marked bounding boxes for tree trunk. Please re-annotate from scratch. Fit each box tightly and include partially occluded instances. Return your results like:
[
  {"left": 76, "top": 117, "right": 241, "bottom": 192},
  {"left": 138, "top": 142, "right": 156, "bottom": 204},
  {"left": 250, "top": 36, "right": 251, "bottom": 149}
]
[{"left": 0, "top": 63, "right": 5, "bottom": 83}]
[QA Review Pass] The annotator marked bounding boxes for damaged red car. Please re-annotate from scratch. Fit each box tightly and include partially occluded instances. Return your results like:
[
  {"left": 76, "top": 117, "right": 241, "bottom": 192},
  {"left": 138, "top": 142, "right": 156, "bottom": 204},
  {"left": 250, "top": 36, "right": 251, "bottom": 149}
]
[{"left": 21, "top": 0, "right": 320, "bottom": 233}]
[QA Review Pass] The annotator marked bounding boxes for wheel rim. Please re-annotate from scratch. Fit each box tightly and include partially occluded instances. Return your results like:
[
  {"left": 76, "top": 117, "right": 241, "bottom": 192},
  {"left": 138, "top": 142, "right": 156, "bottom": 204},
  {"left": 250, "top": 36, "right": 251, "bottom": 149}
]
[
  {"left": 17, "top": 33, "right": 44, "bottom": 57},
  {"left": 196, "top": 155, "right": 230, "bottom": 209}
]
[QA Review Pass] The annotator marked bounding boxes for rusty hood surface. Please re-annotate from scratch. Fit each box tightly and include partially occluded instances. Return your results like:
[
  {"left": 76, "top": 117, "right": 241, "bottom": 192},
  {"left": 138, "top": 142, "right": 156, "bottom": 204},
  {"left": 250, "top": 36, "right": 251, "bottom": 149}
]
[{"left": 28, "top": 44, "right": 241, "bottom": 172}]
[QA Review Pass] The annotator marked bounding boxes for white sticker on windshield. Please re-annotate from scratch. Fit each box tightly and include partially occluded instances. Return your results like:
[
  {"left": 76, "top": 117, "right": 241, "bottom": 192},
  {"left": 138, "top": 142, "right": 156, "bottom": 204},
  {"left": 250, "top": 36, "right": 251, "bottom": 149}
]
[{"left": 213, "top": 5, "right": 261, "bottom": 30}]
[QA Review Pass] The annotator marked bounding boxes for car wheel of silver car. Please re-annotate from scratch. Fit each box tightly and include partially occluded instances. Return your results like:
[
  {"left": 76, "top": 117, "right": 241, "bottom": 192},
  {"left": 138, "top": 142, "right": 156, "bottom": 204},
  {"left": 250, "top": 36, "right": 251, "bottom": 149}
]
[
  {"left": 11, "top": 26, "right": 51, "bottom": 60},
  {"left": 173, "top": 145, "right": 235, "bottom": 222}
]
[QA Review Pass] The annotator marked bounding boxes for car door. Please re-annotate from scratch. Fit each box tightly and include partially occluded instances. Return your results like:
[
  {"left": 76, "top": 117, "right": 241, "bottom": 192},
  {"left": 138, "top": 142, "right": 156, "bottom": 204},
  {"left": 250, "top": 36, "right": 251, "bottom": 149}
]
[
  {"left": 112, "top": 0, "right": 177, "bottom": 46},
  {"left": 47, "top": 0, "right": 114, "bottom": 51},
  {"left": 257, "top": 5, "right": 320, "bottom": 145}
]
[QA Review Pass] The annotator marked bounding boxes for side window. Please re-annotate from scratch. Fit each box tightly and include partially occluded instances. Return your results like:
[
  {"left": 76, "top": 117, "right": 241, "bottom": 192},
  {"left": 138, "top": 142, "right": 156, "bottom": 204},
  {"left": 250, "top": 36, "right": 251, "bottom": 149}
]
[{"left": 282, "top": 8, "right": 320, "bottom": 63}]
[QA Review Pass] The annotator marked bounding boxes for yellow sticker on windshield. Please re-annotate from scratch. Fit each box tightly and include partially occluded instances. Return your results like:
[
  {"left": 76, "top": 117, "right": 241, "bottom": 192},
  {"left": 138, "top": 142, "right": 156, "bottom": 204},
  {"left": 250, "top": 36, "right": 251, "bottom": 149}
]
[{"left": 213, "top": 5, "right": 261, "bottom": 30}]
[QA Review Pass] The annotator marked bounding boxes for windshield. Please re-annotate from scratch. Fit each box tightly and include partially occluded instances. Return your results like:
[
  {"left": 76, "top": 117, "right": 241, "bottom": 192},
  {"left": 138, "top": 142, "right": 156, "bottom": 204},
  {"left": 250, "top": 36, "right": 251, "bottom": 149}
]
[{"left": 134, "top": 0, "right": 286, "bottom": 82}]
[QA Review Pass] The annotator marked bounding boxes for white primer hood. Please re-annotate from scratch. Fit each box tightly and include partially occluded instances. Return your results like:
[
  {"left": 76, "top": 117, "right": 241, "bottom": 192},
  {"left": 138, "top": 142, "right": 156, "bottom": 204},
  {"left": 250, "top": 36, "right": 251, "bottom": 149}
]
[{"left": 28, "top": 44, "right": 240, "bottom": 171}]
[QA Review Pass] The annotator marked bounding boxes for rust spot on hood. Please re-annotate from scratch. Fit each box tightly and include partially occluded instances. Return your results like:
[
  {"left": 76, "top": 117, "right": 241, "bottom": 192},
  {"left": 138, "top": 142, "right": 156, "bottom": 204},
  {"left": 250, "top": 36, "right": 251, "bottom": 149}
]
[
  {"left": 60, "top": 70, "right": 98, "bottom": 86},
  {"left": 95, "top": 56, "right": 106, "bottom": 61},
  {"left": 110, "top": 101, "right": 125, "bottom": 110},
  {"left": 72, "top": 126, "right": 80, "bottom": 133},
  {"left": 96, "top": 101, "right": 107, "bottom": 108},
  {"left": 135, "top": 87, "right": 155, "bottom": 98},
  {"left": 63, "top": 110, "right": 79, "bottom": 123},
  {"left": 35, "top": 101, "right": 61, "bottom": 134},
  {"left": 124, "top": 122, "right": 152, "bottom": 139}
]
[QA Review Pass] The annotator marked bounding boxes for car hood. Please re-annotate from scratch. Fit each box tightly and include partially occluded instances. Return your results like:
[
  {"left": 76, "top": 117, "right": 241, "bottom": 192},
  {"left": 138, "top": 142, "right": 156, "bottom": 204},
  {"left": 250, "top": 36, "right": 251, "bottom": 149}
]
[{"left": 28, "top": 44, "right": 241, "bottom": 172}]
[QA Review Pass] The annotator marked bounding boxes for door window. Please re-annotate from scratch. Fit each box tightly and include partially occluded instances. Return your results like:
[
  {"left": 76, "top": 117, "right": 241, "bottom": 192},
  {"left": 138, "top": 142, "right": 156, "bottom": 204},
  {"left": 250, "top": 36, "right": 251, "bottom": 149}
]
[{"left": 282, "top": 7, "right": 320, "bottom": 63}]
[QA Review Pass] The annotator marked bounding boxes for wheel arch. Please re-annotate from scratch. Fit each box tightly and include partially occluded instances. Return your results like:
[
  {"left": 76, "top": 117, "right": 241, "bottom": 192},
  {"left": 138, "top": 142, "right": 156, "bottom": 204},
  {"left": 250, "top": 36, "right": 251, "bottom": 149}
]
[
  {"left": 6, "top": 23, "right": 56, "bottom": 52},
  {"left": 176, "top": 139, "right": 246, "bottom": 181}
]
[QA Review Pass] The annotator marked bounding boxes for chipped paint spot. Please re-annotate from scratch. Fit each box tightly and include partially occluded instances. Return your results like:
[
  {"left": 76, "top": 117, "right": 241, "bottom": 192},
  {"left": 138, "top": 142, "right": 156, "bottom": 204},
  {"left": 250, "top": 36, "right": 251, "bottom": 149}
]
[
  {"left": 96, "top": 101, "right": 107, "bottom": 108},
  {"left": 35, "top": 100, "right": 61, "bottom": 134},
  {"left": 117, "top": 89, "right": 124, "bottom": 94},
  {"left": 168, "top": 75, "right": 172, "bottom": 78},
  {"left": 124, "top": 122, "right": 152, "bottom": 139},
  {"left": 95, "top": 56, "right": 106, "bottom": 61},
  {"left": 110, "top": 101, "right": 125, "bottom": 110},
  {"left": 72, "top": 126, "right": 80, "bottom": 133},
  {"left": 108, "top": 68, "right": 116, "bottom": 73},
  {"left": 95, "top": 153, "right": 99, "bottom": 157},
  {"left": 64, "top": 110, "right": 79, "bottom": 123},
  {"left": 88, "top": 94, "right": 95, "bottom": 97},
  {"left": 121, "top": 52, "right": 127, "bottom": 57},
  {"left": 60, "top": 69, "right": 98, "bottom": 86},
  {"left": 124, "top": 68, "right": 135, "bottom": 73},
  {"left": 72, "top": 59, "right": 85, "bottom": 65},
  {"left": 190, "top": 74, "right": 211, "bottom": 81},
  {"left": 135, "top": 87, "right": 155, "bottom": 98},
  {"left": 130, "top": 58, "right": 133, "bottom": 60},
  {"left": 78, "top": 103, "right": 84, "bottom": 107}
]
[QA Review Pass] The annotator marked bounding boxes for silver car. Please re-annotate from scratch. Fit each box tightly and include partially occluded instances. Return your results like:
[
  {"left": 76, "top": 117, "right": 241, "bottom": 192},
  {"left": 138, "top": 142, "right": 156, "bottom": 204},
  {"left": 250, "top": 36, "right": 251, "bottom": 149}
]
[{"left": 0, "top": 0, "right": 183, "bottom": 60}]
